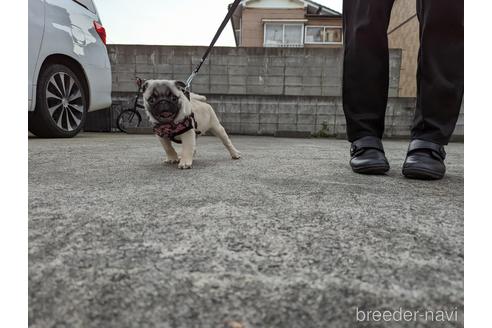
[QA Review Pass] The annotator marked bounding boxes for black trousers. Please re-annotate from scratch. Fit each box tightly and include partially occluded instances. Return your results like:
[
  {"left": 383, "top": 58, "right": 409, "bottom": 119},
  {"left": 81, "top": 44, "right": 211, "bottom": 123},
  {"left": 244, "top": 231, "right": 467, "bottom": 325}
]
[{"left": 342, "top": 0, "right": 464, "bottom": 145}]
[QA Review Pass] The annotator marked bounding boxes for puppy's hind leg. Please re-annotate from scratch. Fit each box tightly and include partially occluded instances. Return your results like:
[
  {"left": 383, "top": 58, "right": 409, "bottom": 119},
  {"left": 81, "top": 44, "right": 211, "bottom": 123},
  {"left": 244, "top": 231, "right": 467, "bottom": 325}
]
[
  {"left": 210, "top": 124, "right": 241, "bottom": 160},
  {"left": 157, "top": 136, "right": 179, "bottom": 164}
]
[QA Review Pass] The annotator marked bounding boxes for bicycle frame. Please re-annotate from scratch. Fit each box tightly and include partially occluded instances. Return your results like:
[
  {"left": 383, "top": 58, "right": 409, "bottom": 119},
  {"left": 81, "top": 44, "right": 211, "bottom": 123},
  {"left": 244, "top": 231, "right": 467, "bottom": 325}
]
[
  {"left": 115, "top": 77, "right": 146, "bottom": 133},
  {"left": 134, "top": 78, "right": 145, "bottom": 111}
]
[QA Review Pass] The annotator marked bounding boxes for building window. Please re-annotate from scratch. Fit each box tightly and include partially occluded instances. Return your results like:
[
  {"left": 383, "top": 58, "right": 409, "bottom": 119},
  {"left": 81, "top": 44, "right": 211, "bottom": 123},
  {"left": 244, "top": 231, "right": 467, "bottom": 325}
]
[
  {"left": 264, "top": 23, "right": 304, "bottom": 48},
  {"left": 305, "top": 26, "right": 343, "bottom": 44}
]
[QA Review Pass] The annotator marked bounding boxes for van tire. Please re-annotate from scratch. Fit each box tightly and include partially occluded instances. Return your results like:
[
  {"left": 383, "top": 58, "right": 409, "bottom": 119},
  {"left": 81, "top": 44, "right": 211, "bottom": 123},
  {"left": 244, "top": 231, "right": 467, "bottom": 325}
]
[{"left": 29, "top": 64, "right": 87, "bottom": 138}]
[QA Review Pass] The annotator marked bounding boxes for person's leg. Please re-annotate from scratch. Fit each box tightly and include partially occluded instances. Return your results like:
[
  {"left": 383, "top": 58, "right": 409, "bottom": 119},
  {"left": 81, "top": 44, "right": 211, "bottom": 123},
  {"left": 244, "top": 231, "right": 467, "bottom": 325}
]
[
  {"left": 343, "top": 0, "right": 395, "bottom": 175},
  {"left": 403, "top": 0, "right": 463, "bottom": 180},
  {"left": 412, "top": 0, "right": 464, "bottom": 144},
  {"left": 343, "top": 0, "right": 396, "bottom": 142}
]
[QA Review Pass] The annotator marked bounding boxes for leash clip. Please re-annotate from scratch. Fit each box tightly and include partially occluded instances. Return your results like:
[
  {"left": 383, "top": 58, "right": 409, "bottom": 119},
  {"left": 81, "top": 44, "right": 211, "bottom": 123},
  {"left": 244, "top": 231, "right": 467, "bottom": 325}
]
[{"left": 185, "top": 71, "right": 197, "bottom": 91}]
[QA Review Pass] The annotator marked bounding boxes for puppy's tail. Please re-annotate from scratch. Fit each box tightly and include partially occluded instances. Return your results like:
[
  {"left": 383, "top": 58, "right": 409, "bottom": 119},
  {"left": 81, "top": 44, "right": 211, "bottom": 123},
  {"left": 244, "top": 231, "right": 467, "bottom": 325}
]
[{"left": 191, "top": 93, "right": 207, "bottom": 102}]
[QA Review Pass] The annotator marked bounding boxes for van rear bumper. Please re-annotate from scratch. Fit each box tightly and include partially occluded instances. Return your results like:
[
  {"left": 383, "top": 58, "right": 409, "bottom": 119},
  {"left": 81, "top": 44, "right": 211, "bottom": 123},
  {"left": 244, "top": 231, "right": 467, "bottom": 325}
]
[{"left": 86, "top": 64, "right": 112, "bottom": 112}]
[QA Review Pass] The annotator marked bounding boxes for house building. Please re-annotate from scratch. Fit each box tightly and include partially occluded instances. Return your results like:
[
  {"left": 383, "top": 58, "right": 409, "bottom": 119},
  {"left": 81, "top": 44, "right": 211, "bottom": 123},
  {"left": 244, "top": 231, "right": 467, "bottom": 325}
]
[
  {"left": 230, "top": 0, "right": 343, "bottom": 48},
  {"left": 388, "top": 0, "right": 419, "bottom": 97}
]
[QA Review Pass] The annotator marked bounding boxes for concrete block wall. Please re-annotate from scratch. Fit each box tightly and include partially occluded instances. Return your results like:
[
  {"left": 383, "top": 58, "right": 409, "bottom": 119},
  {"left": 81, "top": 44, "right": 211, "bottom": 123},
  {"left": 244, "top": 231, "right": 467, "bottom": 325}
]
[
  {"left": 108, "top": 45, "right": 401, "bottom": 98},
  {"left": 208, "top": 95, "right": 419, "bottom": 138},
  {"left": 102, "top": 45, "right": 463, "bottom": 140},
  {"left": 110, "top": 93, "right": 423, "bottom": 139}
]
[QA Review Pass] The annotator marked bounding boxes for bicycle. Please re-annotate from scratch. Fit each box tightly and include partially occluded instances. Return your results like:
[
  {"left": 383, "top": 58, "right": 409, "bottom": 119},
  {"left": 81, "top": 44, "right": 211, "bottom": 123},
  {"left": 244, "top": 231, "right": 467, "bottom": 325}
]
[{"left": 116, "top": 77, "right": 145, "bottom": 133}]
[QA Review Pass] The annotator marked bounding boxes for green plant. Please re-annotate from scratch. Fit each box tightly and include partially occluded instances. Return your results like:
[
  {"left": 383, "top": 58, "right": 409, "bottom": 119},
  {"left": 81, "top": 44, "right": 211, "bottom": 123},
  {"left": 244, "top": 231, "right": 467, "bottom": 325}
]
[{"left": 312, "top": 121, "right": 332, "bottom": 138}]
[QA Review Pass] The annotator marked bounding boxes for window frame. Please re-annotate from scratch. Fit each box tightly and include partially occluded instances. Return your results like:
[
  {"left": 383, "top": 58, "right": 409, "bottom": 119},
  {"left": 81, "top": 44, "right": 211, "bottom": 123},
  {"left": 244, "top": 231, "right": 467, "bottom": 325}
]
[
  {"left": 263, "top": 23, "right": 305, "bottom": 48},
  {"left": 304, "top": 25, "right": 343, "bottom": 45}
]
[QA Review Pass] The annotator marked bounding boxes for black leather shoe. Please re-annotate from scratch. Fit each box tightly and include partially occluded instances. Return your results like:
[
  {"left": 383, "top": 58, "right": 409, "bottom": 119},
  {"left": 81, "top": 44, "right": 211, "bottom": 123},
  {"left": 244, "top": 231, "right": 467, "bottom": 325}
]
[
  {"left": 350, "top": 136, "right": 390, "bottom": 174},
  {"left": 402, "top": 139, "right": 446, "bottom": 180}
]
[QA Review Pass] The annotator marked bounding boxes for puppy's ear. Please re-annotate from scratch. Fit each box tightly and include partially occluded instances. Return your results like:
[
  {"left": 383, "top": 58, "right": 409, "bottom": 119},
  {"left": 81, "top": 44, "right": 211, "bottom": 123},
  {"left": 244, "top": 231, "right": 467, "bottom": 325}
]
[
  {"left": 175, "top": 80, "right": 190, "bottom": 101},
  {"left": 175, "top": 80, "right": 186, "bottom": 90}
]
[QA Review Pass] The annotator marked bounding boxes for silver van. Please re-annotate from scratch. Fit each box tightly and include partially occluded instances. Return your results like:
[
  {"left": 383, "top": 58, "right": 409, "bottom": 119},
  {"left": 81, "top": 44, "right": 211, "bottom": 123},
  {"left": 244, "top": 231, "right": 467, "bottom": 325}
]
[{"left": 28, "top": 0, "right": 112, "bottom": 137}]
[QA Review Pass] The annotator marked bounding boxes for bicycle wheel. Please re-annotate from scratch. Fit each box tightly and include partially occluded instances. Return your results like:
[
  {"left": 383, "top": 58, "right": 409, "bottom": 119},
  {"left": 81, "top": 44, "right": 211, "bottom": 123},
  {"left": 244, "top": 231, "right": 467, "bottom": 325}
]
[{"left": 117, "top": 109, "right": 142, "bottom": 133}]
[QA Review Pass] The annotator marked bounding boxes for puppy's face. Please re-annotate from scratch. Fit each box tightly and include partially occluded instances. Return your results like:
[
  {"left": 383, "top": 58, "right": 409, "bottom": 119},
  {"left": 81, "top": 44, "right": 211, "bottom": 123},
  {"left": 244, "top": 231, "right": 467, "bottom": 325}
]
[{"left": 142, "top": 80, "right": 190, "bottom": 124}]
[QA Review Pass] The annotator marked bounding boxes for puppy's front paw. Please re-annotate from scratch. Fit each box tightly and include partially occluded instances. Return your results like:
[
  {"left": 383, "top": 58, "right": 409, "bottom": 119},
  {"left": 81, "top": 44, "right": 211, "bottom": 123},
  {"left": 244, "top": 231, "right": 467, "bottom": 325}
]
[
  {"left": 164, "top": 158, "right": 180, "bottom": 164},
  {"left": 231, "top": 151, "right": 241, "bottom": 160},
  {"left": 178, "top": 159, "right": 193, "bottom": 169}
]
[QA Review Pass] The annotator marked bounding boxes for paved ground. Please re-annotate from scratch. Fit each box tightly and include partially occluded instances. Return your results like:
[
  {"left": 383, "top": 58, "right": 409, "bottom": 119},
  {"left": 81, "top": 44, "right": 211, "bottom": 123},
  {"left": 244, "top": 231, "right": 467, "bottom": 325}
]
[{"left": 28, "top": 133, "right": 464, "bottom": 328}]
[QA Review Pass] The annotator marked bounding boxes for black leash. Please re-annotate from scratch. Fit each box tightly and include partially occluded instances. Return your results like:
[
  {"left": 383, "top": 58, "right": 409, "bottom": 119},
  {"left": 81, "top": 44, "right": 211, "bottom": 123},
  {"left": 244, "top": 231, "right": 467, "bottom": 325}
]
[{"left": 185, "top": 0, "right": 242, "bottom": 90}]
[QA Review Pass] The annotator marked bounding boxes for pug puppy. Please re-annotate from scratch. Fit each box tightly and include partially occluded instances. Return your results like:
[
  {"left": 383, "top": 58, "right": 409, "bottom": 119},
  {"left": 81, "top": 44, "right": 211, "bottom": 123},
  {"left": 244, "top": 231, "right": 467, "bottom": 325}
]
[{"left": 142, "top": 80, "right": 241, "bottom": 169}]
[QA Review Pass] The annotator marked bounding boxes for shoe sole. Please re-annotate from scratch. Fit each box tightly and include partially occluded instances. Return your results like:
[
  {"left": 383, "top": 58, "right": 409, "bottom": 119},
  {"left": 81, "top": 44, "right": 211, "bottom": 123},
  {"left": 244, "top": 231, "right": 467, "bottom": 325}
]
[
  {"left": 402, "top": 166, "right": 444, "bottom": 180},
  {"left": 352, "top": 165, "right": 390, "bottom": 175}
]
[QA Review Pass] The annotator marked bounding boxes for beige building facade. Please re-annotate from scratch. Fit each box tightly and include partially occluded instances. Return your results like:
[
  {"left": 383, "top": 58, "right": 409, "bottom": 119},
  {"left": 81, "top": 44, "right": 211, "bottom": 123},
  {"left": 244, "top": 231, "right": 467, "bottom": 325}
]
[
  {"left": 231, "top": 0, "right": 343, "bottom": 49},
  {"left": 388, "top": 0, "right": 419, "bottom": 97}
]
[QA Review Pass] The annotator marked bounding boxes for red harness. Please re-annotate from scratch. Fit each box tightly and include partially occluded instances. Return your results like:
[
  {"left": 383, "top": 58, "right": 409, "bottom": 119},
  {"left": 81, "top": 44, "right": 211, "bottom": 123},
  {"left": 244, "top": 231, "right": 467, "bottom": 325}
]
[{"left": 153, "top": 113, "right": 199, "bottom": 144}]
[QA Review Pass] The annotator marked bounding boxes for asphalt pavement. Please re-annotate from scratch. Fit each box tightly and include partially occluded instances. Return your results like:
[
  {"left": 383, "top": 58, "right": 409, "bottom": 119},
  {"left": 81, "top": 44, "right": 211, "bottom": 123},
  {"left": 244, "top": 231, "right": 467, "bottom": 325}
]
[{"left": 28, "top": 133, "right": 464, "bottom": 328}]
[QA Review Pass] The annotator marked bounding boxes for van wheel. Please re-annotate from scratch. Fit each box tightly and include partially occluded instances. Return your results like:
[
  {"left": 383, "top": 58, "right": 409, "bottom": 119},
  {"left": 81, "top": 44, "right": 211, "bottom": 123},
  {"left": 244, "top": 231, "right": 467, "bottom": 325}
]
[{"left": 29, "top": 64, "right": 87, "bottom": 138}]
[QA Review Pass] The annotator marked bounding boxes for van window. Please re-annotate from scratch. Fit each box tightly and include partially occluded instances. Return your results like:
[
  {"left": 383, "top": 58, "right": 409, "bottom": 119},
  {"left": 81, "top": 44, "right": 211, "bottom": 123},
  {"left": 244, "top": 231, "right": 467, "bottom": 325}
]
[{"left": 73, "top": 0, "right": 96, "bottom": 14}]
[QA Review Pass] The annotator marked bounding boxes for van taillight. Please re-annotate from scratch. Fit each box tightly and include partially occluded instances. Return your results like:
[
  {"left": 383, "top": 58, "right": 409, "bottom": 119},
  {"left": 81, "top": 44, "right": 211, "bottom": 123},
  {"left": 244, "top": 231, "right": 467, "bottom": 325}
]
[{"left": 94, "top": 21, "right": 106, "bottom": 45}]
